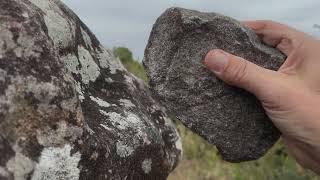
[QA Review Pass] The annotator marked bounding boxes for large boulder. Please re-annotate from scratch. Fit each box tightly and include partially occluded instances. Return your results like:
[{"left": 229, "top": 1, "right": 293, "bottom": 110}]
[
  {"left": 144, "top": 7, "right": 285, "bottom": 162},
  {"left": 0, "top": 0, "right": 181, "bottom": 179}
]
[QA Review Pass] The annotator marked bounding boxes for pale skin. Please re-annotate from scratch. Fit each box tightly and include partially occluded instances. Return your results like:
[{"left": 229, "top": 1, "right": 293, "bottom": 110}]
[{"left": 203, "top": 20, "right": 320, "bottom": 174}]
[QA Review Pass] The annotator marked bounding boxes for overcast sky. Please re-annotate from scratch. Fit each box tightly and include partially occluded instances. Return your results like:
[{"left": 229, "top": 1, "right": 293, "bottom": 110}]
[{"left": 62, "top": 0, "right": 320, "bottom": 60}]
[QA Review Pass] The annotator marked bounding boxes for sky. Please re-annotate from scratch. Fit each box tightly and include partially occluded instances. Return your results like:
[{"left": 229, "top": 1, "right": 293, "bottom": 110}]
[{"left": 62, "top": 0, "right": 320, "bottom": 61}]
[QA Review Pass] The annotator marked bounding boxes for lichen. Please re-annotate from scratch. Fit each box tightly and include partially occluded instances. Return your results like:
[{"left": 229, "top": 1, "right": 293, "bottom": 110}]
[
  {"left": 77, "top": 46, "right": 101, "bottom": 84},
  {"left": 29, "top": 0, "right": 76, "bottom": 48},
  {"left": 32, "top": 144, "right": 81, "bottom": 180},
  {"left": 81, "top": 27, "right": 93, "bottom": 50},
  {"left": 0, "top": 166, "right": 9, "bottom": 178},
  {"left": 97, "top": 47, "right": 124, "bottom": 74},
  {"left": 141, "top": 159, "right": 152, "bottom": 174},
  {"left": 6, "top": 152, "right": 35, "bottom": 180},
  {"left": 116, "top": 141, "right": 134, "bottom": 158},
  {"left": 36, "top": 121, "right": 83, "bottom": 147},
  {"left": 0, "top": 68, "right": 7, "bottom": 83},
  {"left": 119, "top": 99, "right": 135, "bottom": 108},
  {"left": 61, "top": 46, "right": 101, "bottom": 85},
  {"left": 99, "top": 110, "right": 143, "bottom": 130},
  {"left": 90, "top": 96, "right": 112, "bottom": 108}
]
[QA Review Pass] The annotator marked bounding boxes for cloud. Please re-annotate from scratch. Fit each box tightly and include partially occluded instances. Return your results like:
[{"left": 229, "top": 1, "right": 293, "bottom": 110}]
[{"left": 62, "top": 0, "right": 320, "bottom": 60}]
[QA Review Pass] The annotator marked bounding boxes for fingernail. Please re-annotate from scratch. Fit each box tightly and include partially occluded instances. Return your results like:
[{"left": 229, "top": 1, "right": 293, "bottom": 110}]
[{"left": 204, "top": 50, "right": 229, "bottom": 74}]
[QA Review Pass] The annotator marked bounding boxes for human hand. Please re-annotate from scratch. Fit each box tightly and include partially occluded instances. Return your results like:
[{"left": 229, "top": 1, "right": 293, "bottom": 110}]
[{"left": 203, "top": 20, "right": 320, "bottom": 174}]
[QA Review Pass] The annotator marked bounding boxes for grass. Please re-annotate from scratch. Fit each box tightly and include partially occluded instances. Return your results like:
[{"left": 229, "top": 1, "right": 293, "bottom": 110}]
[
  {"left": 168, "top": 122, "right": 319, "bottom": 180},
  {"left": 113, "top": 46, "right": 148, "bottom": 82}
]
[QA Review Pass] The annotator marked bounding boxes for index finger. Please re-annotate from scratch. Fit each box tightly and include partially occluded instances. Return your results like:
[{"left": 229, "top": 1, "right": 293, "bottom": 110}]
[{"left": 241, "top": 20, "right": 303, "bottom": 55}]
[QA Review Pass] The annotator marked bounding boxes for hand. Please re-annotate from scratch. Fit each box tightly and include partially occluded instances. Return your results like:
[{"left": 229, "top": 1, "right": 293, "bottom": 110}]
[{"left": 203, "top": 20, "right": 320, "bottom": 174}]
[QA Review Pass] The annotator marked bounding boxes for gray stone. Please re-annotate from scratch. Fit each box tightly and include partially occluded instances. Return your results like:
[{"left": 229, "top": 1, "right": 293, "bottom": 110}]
[
  {"left": 144, "top": 7, "right": 285, "bottom": 162},
  {"left": 0, "top": 0, "right": 181, "bottom": 179}
]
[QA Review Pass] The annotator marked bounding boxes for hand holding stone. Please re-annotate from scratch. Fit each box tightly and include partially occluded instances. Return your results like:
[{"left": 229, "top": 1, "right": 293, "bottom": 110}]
[{"left": 205, "top": 20, "right": 320, "bottom": 173}]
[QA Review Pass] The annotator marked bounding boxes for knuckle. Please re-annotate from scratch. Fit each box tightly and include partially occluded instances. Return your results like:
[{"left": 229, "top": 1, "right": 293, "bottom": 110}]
[
  {"left": 264, "top": 20, "right": 277, "bottom": 25},
  {"left": 258, "top": 20, "right": 276, "bottom": 28}
]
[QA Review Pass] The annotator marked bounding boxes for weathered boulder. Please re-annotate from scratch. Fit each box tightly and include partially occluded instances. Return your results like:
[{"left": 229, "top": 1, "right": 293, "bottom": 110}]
[
  {"left": 0, "top": 0, "right": 181, "bottom": 179},
  {"left": 144, "top": 7, "right": 285, "bottom": 162}
]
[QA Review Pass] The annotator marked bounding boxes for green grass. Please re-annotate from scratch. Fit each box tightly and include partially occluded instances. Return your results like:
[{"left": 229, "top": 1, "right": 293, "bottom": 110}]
[
  {"left": 168, "top": 122, "right": 319, "bottom": 180},
  {"left": 113, "top": 47, "right": 148, "bottom": 82},
  {"left": 114, "top": 46, "right": 319, "bottom": 180}
]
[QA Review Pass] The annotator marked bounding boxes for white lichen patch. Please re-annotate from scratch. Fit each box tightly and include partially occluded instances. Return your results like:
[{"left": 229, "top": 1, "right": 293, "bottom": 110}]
[
  {"left": 6, "top": 152, "right": 35, "bottom": 180},
  {"left": 75, "top": 82, "right": 85, "bottom": 101},
  {"left": 119, "top": 99, "right": 135, "bottom": 108},
  {"left": 29, "top": 0, "right": 75, "bottom": 49},
  {"left": 126, "top": 113, "right": 141, "bottom": 124},
  {"left": 99, "top": 111, "right": 125, "bottom": 130},
  {"left": 175, "top": 138, "right": 183, "bottom": 152},
  {"left": 163, "top": 117, "right": 183, "bottom": 153},
  {"left": 141, "top": 159, "right": 152, "bottom": 174},
  {"left": 90, "top": 96, "right": 111, "bottom": 108},
  {"left": 27, "top": 81, "right": 60, "bottom": 104},
  {"left": 22, "top": 12, "right": 29, "bottom": 18},
  {"left": 138, "top": 132, "right": 151, "bottom": 145},
  {"left": 81, "top": 27, "right": 93, "bottom": 50},
  {"left": 97, "top": 47, "right": 124, "bottom": 74},
  {"left": 60, "top": 55, "right": 84, "bottom": 100},
  {"left": 89, "top": 151, "right": 99, "bottom": 161},
  {"left": 163, "top": 117, "right": 175, "bottom": 126},
  {"left": 31, "top": 144, "right": 81, "bottom": 180},
  {"left": 0, "top": 166, "right": 9, "bottom": 178},
  {"left": 13, "top": 47, "right": 23, "bottom": 58},
  {"left": 0, "top": 68, "right": 7, "bottom": 82},
  {"left": 0, "top": 76, "right": 61, "bottom": 114},
  {"left": 100, "top": 124, "right": 113, "bottom": 131},
  {"left": 0, "top": 27, "right": 41, "bottom": 59},
  {"left": 61, "top": 47, "right": 101, "bottom": 85},
  {"left": 85, "top": 124, "right": 95, "bottom": 135},
  {"left": 0, "top": 29, "right": 15, "bottom": 55},
  {"left": 36, "top": 121, "right": 83, "bottom": 147},
  {"left": 105, "top": 77, "right": 114, "bottom": 83},
  {"left": 124, "top": 74, "right": 134, "bottom": 85},
  {"left": 62, "top": 53, "right": 79, "bottom": 74},
  {"left": 124, "top": 74, "right": 136, "bottom": 91},
  {"left": 78, "top": 46, "right": 101, "bottom": 84},
  {"left": 99, "top": 110, "right": 143, "bottom": 130},
  {"left": 16, "top": 31, "right": 42, "bottom": 58},
  {"left": 116, "top": 141, "right": 134, "bottom": 158}
]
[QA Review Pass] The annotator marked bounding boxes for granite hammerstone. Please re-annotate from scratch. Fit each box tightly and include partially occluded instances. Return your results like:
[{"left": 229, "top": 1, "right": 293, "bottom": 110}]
[{"left": 143, "top": 7, "right": 286, "bottom": 162}]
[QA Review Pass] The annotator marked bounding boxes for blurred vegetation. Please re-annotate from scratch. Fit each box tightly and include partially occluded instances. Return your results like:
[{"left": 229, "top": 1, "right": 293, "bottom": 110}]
[
  {"left": 113, "top": 47, "right": 148, "bottom": 82},
  {"left": 113, "top": 46, "right": 319, "bottom": 180},
  {"left": 169, "top": 122, "right": 318, "bottom": 180}
]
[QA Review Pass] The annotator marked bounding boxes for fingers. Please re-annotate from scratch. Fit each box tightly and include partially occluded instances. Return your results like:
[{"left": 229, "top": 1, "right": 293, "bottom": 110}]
[
  {"left": 245, "top": 21, "right": 320, "bottom": 88},
  {"left": 242, "top": 20, "right": 304, "bottom": 56},
  {"left": 203, "top": 49, "right": 278, "bottom": 99}
]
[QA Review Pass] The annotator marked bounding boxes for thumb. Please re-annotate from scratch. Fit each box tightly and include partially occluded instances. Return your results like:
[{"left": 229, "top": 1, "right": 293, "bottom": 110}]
[{"left": 203, "top": 49, "right": 277, "bottom": 98}]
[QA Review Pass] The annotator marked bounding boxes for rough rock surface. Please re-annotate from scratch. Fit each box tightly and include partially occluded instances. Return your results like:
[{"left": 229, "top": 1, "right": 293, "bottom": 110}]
[
  {"left": 144, "top": 7, "right": 285, "bottom": 162},
  {"left": 0, "top": 0, "right": 181, "bottom": 179}
]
